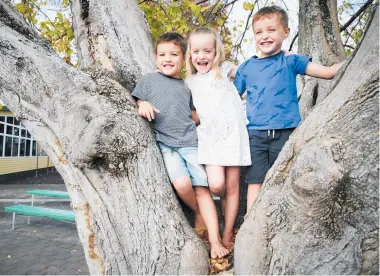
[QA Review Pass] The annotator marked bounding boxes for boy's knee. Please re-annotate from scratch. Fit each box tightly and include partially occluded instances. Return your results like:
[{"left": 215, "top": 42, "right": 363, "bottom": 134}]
[{"left": 173, "top": 176, "right": 192, "bottom": 193}]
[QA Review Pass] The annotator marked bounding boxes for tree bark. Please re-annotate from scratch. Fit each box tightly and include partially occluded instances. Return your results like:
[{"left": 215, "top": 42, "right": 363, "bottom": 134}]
[
  {"left": 235, "top": 6, "right": 379, "bottom": 275},
  {"left": 70, "top": 0, "right": 155, "bottom": 89},
  {"left": 298, "top": 0, "right": 346, "bottom": 118},
  {"left": 0, "top": 1, "right": 208, "bottom": 274}
]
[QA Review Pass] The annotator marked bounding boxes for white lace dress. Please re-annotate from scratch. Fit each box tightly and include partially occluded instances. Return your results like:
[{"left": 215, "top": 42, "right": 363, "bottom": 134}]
[{"left": 186, "top": 62, "right": 251, "bottom": 166}]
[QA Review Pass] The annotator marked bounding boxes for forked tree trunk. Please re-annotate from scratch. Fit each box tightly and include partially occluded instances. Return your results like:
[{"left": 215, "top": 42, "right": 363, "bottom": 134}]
[
  {"left": 0, "top": 1, "right": 208, "bottom": 274},
  {"left": 1, "top": 0, "right": 379, "bottom": 274},
  {"left": 297, "top": 0, "right": 346, "bottom": 118},
  {"left": 235, "top": 6, "right": 379, "bottom": 275}
]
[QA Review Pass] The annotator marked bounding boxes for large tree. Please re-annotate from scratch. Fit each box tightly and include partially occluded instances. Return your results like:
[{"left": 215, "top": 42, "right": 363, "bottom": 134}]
[
  {"left": 0, "top": 0, "right": 208, "bottom": 274},
  {"left": 0, "top": 0, "right": 378, "bottom": 275}
]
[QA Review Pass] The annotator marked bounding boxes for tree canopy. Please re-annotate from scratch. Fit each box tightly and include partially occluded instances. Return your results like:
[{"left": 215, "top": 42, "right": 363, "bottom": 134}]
[{"left": 11, "top": 0, "right": 375, "bottom": 64}]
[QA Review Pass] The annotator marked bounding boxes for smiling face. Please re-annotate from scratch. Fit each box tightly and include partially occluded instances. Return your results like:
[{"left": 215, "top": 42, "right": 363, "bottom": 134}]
[
  {"left": 189, "top": 33, "right": 216, "bottom": 75},
  {"left": 253, "top": 14, "right": 290, "bottom": 58},
  {"left": 155, "top": 41, "right": 184, "bottom": 78}
]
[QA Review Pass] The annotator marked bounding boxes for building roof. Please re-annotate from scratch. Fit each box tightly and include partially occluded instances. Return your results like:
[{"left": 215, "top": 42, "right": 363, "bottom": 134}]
[{"left": 0, "top": 103, "right": 10, "bottom": 112}]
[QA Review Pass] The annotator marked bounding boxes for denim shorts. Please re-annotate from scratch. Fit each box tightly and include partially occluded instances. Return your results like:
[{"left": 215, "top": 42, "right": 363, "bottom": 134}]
[
  {"left": 246, "top": 128, "right": 294, "bottom": 184},
  {"left": 158, "top": 142, "right": 208, "bottom": 187}
]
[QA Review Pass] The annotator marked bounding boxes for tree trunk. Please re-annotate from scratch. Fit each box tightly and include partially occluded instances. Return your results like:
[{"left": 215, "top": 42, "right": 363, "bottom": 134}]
[
  {"left": 298, "top": 0, "right": 346, "bottom": 118},
  {"left": 70, "top": 0, "right": 155, "bottom": 86},
  {"left": 0, "top": 1, "right": 209, "bottom": 274},
  {"left": 1, "top": 0, "right": 379, "bottom": 274},
  {"left": 235, "top": 6, "right": 379, "bottom": 275}
]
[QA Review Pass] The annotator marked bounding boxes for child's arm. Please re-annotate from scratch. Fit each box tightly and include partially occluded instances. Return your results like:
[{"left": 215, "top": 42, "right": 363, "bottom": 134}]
[
  {"left": 229, "top": 65, "right": 238, "bottom": 80},
  {"left": 191, "top": 110, "right": 200, "bottom": 125},
  {"left": 305, "top": 62, "right": 343, "bottom": 79},
  {"left": 137, "top": 99, "right": 160, "bottom": 122}
]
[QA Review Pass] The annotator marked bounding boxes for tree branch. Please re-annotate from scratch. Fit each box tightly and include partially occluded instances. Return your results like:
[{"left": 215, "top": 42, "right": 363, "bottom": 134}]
[
  {"left": 344, "top": 44, "right": 355, "bottom": 49},
  {"left": 339, "top": 0, "right": 374, "bottom": 32},
  {"left": 137, "top": 0, "right": 167, "bottom": 14},
  {"left": 196, "top": 0, "right": 209, "bottom": 5},
  {"left": 289, "top": 0, "right": 374, "bottom": 51},
  {"left": 232, "top": 1, "right": 257, "bottom": 58},
  {"left": 29, "top": 0, "right": 56, "bottom": 28},
  {"left": 289, "top": 32, "right": 298, "bottom": 51},
  {"left": 221, "top": 2, "right": 235, "bottom": 30}
]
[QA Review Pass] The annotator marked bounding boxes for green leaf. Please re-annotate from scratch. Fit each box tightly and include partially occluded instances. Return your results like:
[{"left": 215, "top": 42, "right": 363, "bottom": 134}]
[
  {"left": 14, "top": 3, "right": 27, "bottom": 14},
  {"left": 243, "top": 2, "right": 254, "bottom": 11},
  {"left": 217, "top": 18, "right": 224, "bottom": 26}
]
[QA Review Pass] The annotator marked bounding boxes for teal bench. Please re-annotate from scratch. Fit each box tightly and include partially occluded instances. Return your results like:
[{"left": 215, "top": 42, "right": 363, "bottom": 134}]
[
  {"left": 26, "top": 189, "right": 70, "bottom": 200},
  {"left": 5, "top": 204, "right": 75, "bottom": 230},
  {"left": 26, "top": 189, "right": 71, "bottom": 225},
  {"left": 5, "top": 189, "right": 73, "bottom": 230}
]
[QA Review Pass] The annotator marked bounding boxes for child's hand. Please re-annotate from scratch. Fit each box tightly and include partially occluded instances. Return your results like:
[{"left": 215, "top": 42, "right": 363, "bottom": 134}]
[
  {"left": 137, "top": 100, "right": 160, "bottom": 121},
  {"left": 284, "top": 50, "right": 294, "bottom": 56},
  {"left": 229, "top": 65, "right": 238, "bottom": 80}
]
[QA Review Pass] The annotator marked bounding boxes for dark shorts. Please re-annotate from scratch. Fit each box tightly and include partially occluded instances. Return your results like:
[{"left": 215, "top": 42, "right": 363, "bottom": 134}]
[{"left": 245, "top": 128, "right": 295, "bottom": 184}]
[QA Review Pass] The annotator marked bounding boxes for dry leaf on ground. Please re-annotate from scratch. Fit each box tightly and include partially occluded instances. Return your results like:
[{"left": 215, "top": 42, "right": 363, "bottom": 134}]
[
  {"left": 209, "top": 257, "right": 232, "bottom": 275},
  {"left": 194, "top": 227, "right": 238, "bottom": 274}
]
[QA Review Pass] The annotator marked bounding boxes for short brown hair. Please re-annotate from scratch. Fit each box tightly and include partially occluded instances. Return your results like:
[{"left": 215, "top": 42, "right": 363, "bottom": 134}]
[
  {"left": 252, "top": 6, "right": 289, "bottom": 29},
  {"left": 155, "top": 32, "right": 186, "bottom": 56}
]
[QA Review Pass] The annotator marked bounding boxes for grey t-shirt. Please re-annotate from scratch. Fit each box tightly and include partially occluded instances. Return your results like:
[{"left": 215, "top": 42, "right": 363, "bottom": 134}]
[{"left": 132, "top": 72, "right": 198, "bottom": 147}]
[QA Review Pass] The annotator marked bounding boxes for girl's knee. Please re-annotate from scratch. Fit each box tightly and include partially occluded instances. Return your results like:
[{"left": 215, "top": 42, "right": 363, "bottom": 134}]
[
  {"left": 209, "top": 179, "right": 225, "bottom": 196},
  {"left": 225, "top": 181, "right": 239, "bottom": 195}
]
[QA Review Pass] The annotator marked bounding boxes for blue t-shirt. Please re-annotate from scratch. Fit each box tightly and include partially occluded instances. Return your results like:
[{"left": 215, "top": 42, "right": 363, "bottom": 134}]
[{"left": 234, "top": 51, "right": 310, "bottom": 130}]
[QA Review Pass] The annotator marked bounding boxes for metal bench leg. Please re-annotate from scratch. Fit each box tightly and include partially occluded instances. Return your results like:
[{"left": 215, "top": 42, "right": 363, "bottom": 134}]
[
  {"left": 28, "top": 194, "right": 34, "bottom": 225},
  {"left": 12, "top": 212, "right": 15, "bottom": 230}
]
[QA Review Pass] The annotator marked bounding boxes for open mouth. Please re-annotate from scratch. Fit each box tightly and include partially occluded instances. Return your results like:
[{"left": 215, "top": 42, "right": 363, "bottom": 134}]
[{"left": 197, "top": 61, "right": 208, "bottom": 67}]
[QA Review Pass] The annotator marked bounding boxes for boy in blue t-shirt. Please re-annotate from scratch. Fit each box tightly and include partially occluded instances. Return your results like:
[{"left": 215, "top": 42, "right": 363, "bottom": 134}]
[{"left": 234, "top": 6, "right": 342, "bottom": 212}]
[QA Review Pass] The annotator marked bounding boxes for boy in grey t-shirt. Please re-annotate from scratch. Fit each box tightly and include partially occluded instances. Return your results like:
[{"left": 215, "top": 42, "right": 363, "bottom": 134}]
[{"left": 132, "top": 33, "right": 230, "bottom": 259}]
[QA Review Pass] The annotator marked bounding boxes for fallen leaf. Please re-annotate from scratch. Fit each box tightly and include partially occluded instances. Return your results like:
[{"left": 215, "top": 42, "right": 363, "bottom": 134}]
[
  {"left": 7, "top": 255, "right": 11, "bottom": 259},
  {"left": 195, "top": 228, "right": 235, "bottom": 274},
  {"left": 71, "top": 249, "right": 77, "bottom": 253},
  {"left": 33, "top": 230, "right": 37, "bottom": 233},
  {"left": 210, "top": 258, "right": 217, "bottom": 264},
  {"left": 209, "top": 257, "right": 232, "bottom": 274},
  {"left": 43, "top": 265, "right": 49, "bottom": 269},
  {"left": 77, "top": 269, "right": 82, "bottom": 272}
]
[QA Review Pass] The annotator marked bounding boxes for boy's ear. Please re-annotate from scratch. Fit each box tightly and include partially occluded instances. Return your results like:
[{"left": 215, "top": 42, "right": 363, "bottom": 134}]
[{"left": 284, "top": 27, "right": 290, "bottom": 38}]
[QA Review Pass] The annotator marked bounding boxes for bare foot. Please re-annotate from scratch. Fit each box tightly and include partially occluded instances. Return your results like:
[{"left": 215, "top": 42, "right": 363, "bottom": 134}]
[
  {"left": 194, "top": 212, "right": 206, "bottom": 229},
  {"left": 209, "top": 240, "right": 230, "bottom": 259},
  {"left": 222, "top": 231, "right": 234, "bottom": 250}
]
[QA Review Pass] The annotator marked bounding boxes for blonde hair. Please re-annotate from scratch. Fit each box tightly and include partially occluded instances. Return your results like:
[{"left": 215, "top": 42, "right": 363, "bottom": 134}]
[{"left": 185, "top": 27, "right": 225, "bottom": 79}]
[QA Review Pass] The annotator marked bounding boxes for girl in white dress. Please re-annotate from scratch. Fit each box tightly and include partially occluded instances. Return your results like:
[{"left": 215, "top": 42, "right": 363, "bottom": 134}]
[{"left": 185, "top": 27, "right": 251, "bottom": 255}]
